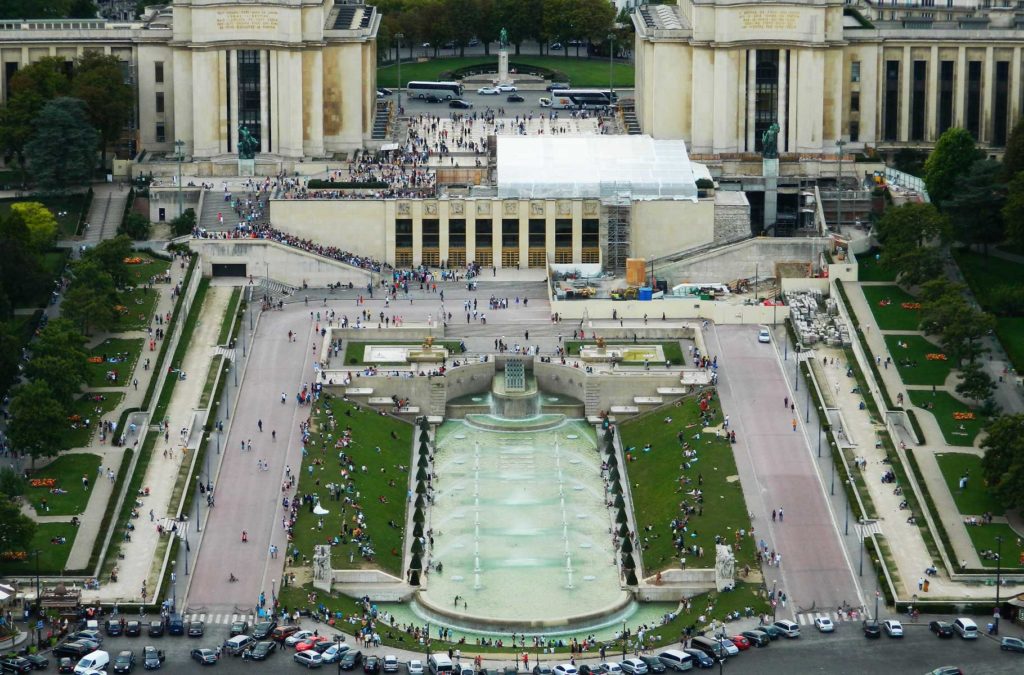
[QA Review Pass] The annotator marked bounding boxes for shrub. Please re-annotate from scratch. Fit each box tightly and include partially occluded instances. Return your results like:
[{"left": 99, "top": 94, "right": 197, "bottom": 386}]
[
  {"left": 118, "top": 211, "right": 151, "bottom": 240},
  {"left": 170, "top": 208, "right": 196, "bottom": 237}
]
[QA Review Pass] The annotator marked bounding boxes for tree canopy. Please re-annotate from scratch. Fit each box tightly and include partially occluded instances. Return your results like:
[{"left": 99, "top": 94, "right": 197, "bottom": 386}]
[
  {"left": 6, "top": 380, "right": 70, "bottom": 466},
  {"left": 71, "top": 51, "right": 133, "bottom": 168},
  {"left": 875, "top": 202, "right": 950, "bottom": 285},
  {"left": 942, "top": 158, "right": 1005, "bottom": 253},
  {"left": 25, "top": 97, "right": 99, "bottom": 192},
  {"left": 10, "top": 202, "right": 59, "bottom": 250},
  {"left": 924, "top": 127, "right": 981, "bottom": 206},
  {"left": 980, "top": 414, "right": 1024, "bottom": 512}
]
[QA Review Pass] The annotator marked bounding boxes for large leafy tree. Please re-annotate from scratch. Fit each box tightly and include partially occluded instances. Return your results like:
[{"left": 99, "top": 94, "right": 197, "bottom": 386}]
[
  {"left": 1001, "top": 170, "right": 1024, "bottom": 251},
  {"left": 9, "top": 202, "right": 58, "bottom": 250},
  {"left": 924, "top": 127, "right": 981, "bottom": 206},
  {"left": 497, "top": 0, "right": 541, "bottom": 54},
  {"left": 71, "top": 51, "right": 133, "bottom": 169},
  {"left": 25, "top": 318, "right": 88, "bottom": 404},
  {"left": 875, "top": 202, "right": 951, "bottom": 285},
  {"left": 943, "top": 159, "right": 1005, "bottom": 252},
  {"left": 980, "top": 414, "right": 1024, "bottom": 512},
  {"left": 24, "top": 97, "right": 99, "bottom": 192},
  {"left": 7, "top": 380, "right": 69, "bottom": 467},
  {"left": 0, "top": 320, "right": 21, "bottom": 395},
  {"left": 956, "top": 362, "right": 996, "bottom": 404},
  {"left": 0, "top": 56, "right": 69, "bottom": 179},
  {"left": 62, "top": 260, "right": 120, "bottom": 335},
  {"left": 81, "top": 234, "right": 132, "bottom": 287},
  {"left": 0, "top": 1, "right": 94, "bottom": 20},
  {"left": 0, "top": 209, "right": 46, "bottom": 304},
  {"left": 0, "top": 500, "right": 36, "bottom": 556},
  {"left": 1003, "top": 117, "right": 1024, "bottom": 181}
]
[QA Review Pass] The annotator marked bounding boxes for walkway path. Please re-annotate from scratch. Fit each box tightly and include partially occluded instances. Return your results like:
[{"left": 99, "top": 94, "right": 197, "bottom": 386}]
[{"left": 81, "top": 183, "right": 129, "bottom": 248}]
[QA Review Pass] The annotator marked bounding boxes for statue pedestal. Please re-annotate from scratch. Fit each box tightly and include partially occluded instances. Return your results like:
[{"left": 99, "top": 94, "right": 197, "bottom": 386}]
[
  {"left": 497, "top": 49, "right": 512, "bottom": 86},
  {"left": 762, "top": 158, "right": 779, "bottom": 178},
  {"left": 238, "top": 158, "right": 255, "bottom": 177},
  {"left": 762, "top": 158, "right": 779, "bottom": 230}
]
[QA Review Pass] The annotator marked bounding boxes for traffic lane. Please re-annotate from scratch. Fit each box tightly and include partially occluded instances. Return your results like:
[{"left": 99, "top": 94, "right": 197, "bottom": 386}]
[
  {"left": 186, "top": 310, "right": 313, "bottom": 610},
  {"left": 711, "top": 324, "right": 858, "bottom": 613},
  {"left": 43, "top": 622, "right": 1022, "bottom": 675}
]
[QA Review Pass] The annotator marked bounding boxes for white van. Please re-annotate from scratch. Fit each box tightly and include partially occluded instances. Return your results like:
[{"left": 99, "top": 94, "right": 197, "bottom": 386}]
[
  {"left": 428, "top": 654, "right": 454, "bottom": 675},
  {"left": 657, "top": 649, "right": 694, "bottom": 671},
  {"left": 75, "top": 650, "right": 110, "bottom": 674},
  {"left": 953, "top": 617, "right": 978, "bottom": 639}
]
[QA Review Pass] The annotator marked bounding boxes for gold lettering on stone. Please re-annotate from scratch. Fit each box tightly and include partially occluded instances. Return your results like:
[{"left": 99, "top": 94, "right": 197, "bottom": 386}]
[
  {"left": 216, "top": 9, "right": 279, "bottom": 32},
  {"left": 740, "top": 9, "right": 799, "bottom": 32}
]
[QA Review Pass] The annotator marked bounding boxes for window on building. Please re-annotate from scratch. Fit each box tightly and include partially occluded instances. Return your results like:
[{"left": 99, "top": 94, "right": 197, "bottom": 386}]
[
  {"left": 939, "top": 60, "right": 954, "bottom": 134},
  {"left": 911, "top": 60, "right": 927, "bottom": 141},
  {"left": 501, "top": 219, "right": 519, "bottom": 249},
  {"left": 422, "top": 219, "right": 439, "bottom": 248},
  {"left": 448, "top": 219, "right": 466, "bottom": 247},
  {"left": 155, "top": 91, "right": 164, "bottom": 114},
  {"left": 851, "top": 92, "right": 860, "bottom": 112},
  {"left": 884, "top": 60, "right": 900, "bottom": 141},
  {"left": 993, "top": 61, "right": 1010, "bottom": 146},
  {"left": 475, "top": 220, "right": 492, "bottom": 248},
  {"left": 154, "top": 61, "right": 164, "bottom": 84},
  {"left": 754, "top": 50, "right": 780, "bottom": 153},
  {"left": 554, "top": 218, "right": 573, "bottom": 263},
  {"left": 528, "top": 219, "right": 546, "bottom": 267},
  {"left": 850, "top": 121, "right": 860, "bottom": 143},
  {"left": 851, "top": 61, "right": 861, "bottom": 83},
  {"left": 581, "top": 219, "right": 599, "bottom": 264},
  {"left": 155, "top": 123, "right": 165, "bottom": 143},
  {"left": 237, "top": 50, "right": 262, "bottom": 146},
  {"left": 395, "top": 219, "right": 413, "bottom": 267},
  {"left": 967, "top": 60, "right": 982, "bottom": 139}
]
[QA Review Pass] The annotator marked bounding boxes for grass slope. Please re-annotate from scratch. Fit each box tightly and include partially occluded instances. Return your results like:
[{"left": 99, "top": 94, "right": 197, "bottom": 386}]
[
  {"left": 378, "top": 55, "right": 634, "bottom": 89},
  {"left": 860, "top": 285, "right": 922, "bottom": 331},
  {"left": 882, "top": 334, "right": 953, "bottom": 387},
  {"left": 0, "top": 522, "right": 78, "bottom": 574},
  {"left": 26, "top": 453, "right": 102, "bottom": 516},
  {"left": 85, "top": 337, "right": 144, "bottom": 387},
  {"left": 934, "top": 453, "right": 1004, "bottom": 517},
  {"left": 909, "top": 390, "right": 986, "bottom": 447}
]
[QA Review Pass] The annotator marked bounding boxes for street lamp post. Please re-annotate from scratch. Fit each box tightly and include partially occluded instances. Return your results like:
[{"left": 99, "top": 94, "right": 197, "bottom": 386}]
[
  {"left": 770, "top": 580, "right": 778, "bottom": 622},
  {"left": 622, "top": 620, "right": 627, "bottom": 659},
  {"left": 874, "top": 590, "right": 880, "bottom": 621},
  {"left": 835, "top": 138, "right": 847, "bottom": 232},
  {"left": 608, "top": 34, "right": 615, "bottom": 98},
  {"left": 272, "top": 578, "right": 277, "bottom": 609},
  {"left": 233, "top": 348, "right": 238, "bottom": 387},
  {"left": 994, "top": 535, "right": 1003, "bottom": 634},
  {"left": 859, "top": 532, "right": 865, "bottom": 577},
  {"left": 33, "top": 549, "right": 41, "bottom": 617},
  {"left": 195, "top": 475, "right": 201, "bottom": 532},
  {"left": 844, "top": 480, "right": 850, "bottom": 535},
  {"left": 184, "top": 528, "right": 190, "bottom": 576},
  {"left": 225, "top": 364, "right": 231, "bottom": 420},
  {"left": 794, "top": 346, "right": 800, "bottom": 391},
  {"left": 174, "top": 139, "right": 185, "bottom": 219},
  {"left": 830, "top": 449, "right": 836, "bottom": 495},
  {"left": 805, "top": 383, "right": 810, "bottom": 423},
  {"left": 817, "top": 414, "right": 823, "bottom": 458},
  {"left": 171, "top": 560, "right": 177, "bottom": 612},
  {"left": 396, "top": 33, "right": 405, "bottom": 112}
]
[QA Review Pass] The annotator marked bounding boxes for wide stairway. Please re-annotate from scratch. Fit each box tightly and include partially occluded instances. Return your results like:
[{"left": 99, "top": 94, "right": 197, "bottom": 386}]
[{"left": 372, "top": 101, "right": 392, "bottom": 140}]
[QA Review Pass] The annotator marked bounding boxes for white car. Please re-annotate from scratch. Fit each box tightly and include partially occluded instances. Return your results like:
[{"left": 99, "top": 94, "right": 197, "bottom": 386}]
[
  {"left": 758, "top": 327, "right": 771, "bottom": 343},
  {"left": 477, "top": 87, "right": 499, "bottom": 95},
  {"left": 715, "top": 638, "right": 740, "bottom": 656},
  {"left": 814, "top": 616, "right": 835, "bottom": 633},
  {"left": 285, "top": 630, "right": 316, "bottom": 647},
  {"left": 882, "top": 619, "right": 904, "bottom": 637},
  {"left": 383, "top": 655, "right": 400, "bottom": 673},
  {"left": 408, "top": 660, "right": 425, "bottom": 675},
  {"left": 320, "top": 643, "right": 350, "bottom": 664},
  {"left": 553, "top": 665, "right": 578, "bottom": 675},
  {"left": 597, "top": 663, "right": 622, "bottom": 675},
  {"left": 619, "top": 660, "right": 646, "bottom": 675},
  {"left": 495, "top": 84, "right": 517, "bottom": 93}
]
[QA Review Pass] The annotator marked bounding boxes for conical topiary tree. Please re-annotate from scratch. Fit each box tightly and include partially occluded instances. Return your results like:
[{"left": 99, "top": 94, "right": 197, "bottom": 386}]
[
  {"left": 604, "top": 428, "right": 614, "bottom": 443},
  {"left": 410, "top": 552, "right": 423, "bottom": 570},
  {"left": 625, "top": 569, "right": 638, "bottom": 586},
  {"left": 413, "top": 508, "right": 425, "bottom": 523},
  {"left": 414, "top": 494, "right": 426, "bottom": 510},
  {"left": 606, "top": 452, "right": 618, "bottom": 468},
  {"left": 411, "top": 538, "right": 424, "bottom": 555},
  {"left": 616, "top": 508, "right": 628, "bottom": 525},
  {"left": 419, "top": 431, "right": 430, "bottom": 443},
  {"left": 618, "top": 522, "right": 630, "bottom": 538},
  {"left": 610, "top": 480, "right": 622, "bottom": 495},
  {"left": 413, "top": 522, "right": 424, "bottom": 538},
  {"left": 620, "top": 537, "right": 633, "bottom": 555},
  {"left": 621, "top": 552, "right": 636, "bottom": 569},
  {"left": 410, "top": 570, "right": 421, "bottom": 586},
  {"left": 419, "top": 442, "right": 430, "bottom": 455},
  {"left": 415, "top": 480, "right": 427, "bottom": 495},
  {"left": 614, "top": 494, "right": 626, "bottom": 510},
  {"left": 418, "top": 454, "right": 429, "bottom": 469},
  {"left": 416, "top": 466, "right": 429, "bottom": 481},
  {"left": 419, "top": 418, "right": 430, "bottom": 432},
  {"left": 608, "top": 466, "right": 620, "bottom": 484}
]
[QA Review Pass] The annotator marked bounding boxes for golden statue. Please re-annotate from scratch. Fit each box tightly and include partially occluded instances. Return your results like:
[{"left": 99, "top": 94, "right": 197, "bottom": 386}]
[
  {"left": 423, "top": 336, "right": 434, "bottom": 349},
  {"left": 596, "top": 336, "right": 606, "bottom": 350}
]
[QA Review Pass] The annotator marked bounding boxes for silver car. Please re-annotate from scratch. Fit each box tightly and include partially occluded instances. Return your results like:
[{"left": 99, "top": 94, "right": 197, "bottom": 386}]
[
  {"left": 620, "top": 659, "right": 649, "bottom": 675},
  {"left": 408, "top": 660, "right": 425, "bottom": 675}
]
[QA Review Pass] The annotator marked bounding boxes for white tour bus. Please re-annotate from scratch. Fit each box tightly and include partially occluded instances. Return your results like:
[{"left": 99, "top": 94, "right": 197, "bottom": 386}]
[{"left": 406, "top": 80, "right": 464, "bottom": 100}]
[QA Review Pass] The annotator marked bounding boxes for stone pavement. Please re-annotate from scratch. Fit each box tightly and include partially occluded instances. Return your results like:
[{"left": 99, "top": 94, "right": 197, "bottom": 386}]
[
  {"left": 842, "top": 278, "right": 1024, "bottom": 598},
  {"left": 81, "top": 183, "right": 130, "bottom": 248},
  {"left": 85, "top": 284, "right": 231, "bottom": 604}
]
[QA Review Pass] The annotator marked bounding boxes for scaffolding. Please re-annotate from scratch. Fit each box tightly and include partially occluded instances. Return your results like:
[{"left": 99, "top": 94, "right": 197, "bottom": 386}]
[{"left": 601, "top": 182, "right": 632, "bottom": 274}]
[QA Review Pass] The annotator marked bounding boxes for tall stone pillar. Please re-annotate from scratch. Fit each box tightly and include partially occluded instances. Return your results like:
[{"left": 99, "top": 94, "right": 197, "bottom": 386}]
[
  {"left": 304, "top": 50, "right": 325, "bottom": 157},
  {"left": 1012, "top": 47, "right": 1022, "bottom": 127},
  {"left": 900, "top": 46, "right": 911, "bottom": 142},
  {"left": 955, "top": 46, "right": 966, "bottom": 127},
  {"left": 746, "top": 50, "right": 757, "bottom": 152},
  {"left": 982, "top": 46, "right": 994, "bottom": 143},
  {"left": 229, "top": 50, "right": 238, "bottom": 155},
  {"left": 778, "top": 50, "right": 788, "bottom": 153},
  {"left": 927, "top": 46, "right": 939, "bottom": 140},
  {"left": 260, "top": 49, "right": 270, "bottom": 153}
]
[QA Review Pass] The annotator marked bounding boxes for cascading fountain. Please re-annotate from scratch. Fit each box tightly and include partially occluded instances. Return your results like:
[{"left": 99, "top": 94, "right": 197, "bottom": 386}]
[{"left": 414, "top": 360, "right": 632, "bottom": 630}]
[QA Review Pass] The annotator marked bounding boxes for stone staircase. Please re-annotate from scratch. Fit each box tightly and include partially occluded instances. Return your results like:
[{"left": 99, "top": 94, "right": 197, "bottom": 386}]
[
  {"left": 83, "top": 189, "right": 128, "bottom": 246},
  {"left": 198, "top": 191, "right": 230, "bottom": 231},
  {"left": 619, "top": 100, "right": 641, "bottom": 135},
  {"left": 428, "top": 380, "right": 447, "bottom": 417},
  {"left": 254, "top": 277, "right": 297, "bottom": 304},
  {"left": 584, "top": 381, "right": 601, "bottom": 418},
  {"left": 371, "top": 101, "right": 392, "bottom": 141}
]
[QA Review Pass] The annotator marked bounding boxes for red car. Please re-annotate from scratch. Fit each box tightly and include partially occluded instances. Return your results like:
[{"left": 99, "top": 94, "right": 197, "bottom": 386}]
[
  {"left": 729, "top": 634, "right": 752, "bottom": 651},
  {"left": 295, "top": 635, "right": 331, "bottom": 652}
]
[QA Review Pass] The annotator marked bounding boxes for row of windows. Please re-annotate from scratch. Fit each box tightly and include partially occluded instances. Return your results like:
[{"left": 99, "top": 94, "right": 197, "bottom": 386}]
[{"left": 394, "top": 219, "right": 599, "bottom": 250}]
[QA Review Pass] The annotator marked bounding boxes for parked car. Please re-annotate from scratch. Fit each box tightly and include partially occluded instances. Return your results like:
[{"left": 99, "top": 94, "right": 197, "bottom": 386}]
[
  {"left": 69, "top": 630, "right": 102, "bottom": 644},
  {"left": 758, "top": 625, "right": 783, "bottom": 640},
  {"left": 296, "top": 636, "right": 331, "bottom": 652},
  {"left": 729, "top": 635, "right": 751, "bottom": 651},
  {"left": 147, "top": 621, "right": 164, "bottom": 638},
  {"left": 364, "top": 656, "right": 380, "bottom": 674},
  {"left": 682, "top": 649, "right": 714, "bottom": 669},
  {"left": 167, "top": 617, "right": 184, "bottom": 636},
  {"left": 477, "top": 87, "right": 499, "bottom": 95},
  {"left": 927, "top": 669, "right": 963, "bottom": 675},
  {"left": 496, "top": 84, "right": 517, "bottom": 93},
  {"left": 863, "top": 620, "right": 881, "bottom": 639},
  {"left": 532, "top": 666, "right": 552, "bottom": 675},
  {"left": 252, "top": 621, "right": 276, "bottom": 640},
  {"left": 189, "top": 649, "right": 217, "bottom": 665},
  {"left": 383, "top": 655, "right": 400, "bottom": 673},
  {"left": 340, "top": 651, "right": 364, "bottom": 671},
  {"left": 423, "top": 94, "right": 443, "bottom": 103},
  {"left": 377, "top": 88, "right": 393, "bottom": 96},
  {"left": 270, "top": 625, "right": 298, "bottom": 643},
  {"left": 448, "top": 100, "right": 473, "bottom": 109},
  {"left": 187, "top": 621, "right": 205, "bottom": 638},
  {"left": 112, "top": 650, "right": 136, "bottom": 673},
  {"left": 142, "top": 646, "right": 165, "bottom": 670},
  {"left": 52, "top": 643, "right": 92, "bottom": 659},
  {"left": 285, "top": 630, "right": 316, "bottom": 647},
  {"left": 619, "top": 660, "right": 647, "bottom": 675},
  {"left": 294, "top": 651, "right": 323, "bottom": 669},
  {"left": 1000, "top": 636, "right": 1024, "bottom": 652},
  {"left": 125, "top": 621, "right": 142, "bottom": 637},
  {"left": 595, "top": 663, "right": 622, "bottom": 675},
  {"left": 952, "top": 617, "right": 978, "bottom": 639},
  {"left": 468, "top": 38, "right": 480, "bottom": 46},
  {"left": 546, "top": 83, "right": 570, "bottom": 92},
  {"left": 773, "top": 620, "right": 800, "bottom": 638},
  {"left": 929, "top": 620, "right": 954, "bottom": 638},
  {"left": 740, "top": 630, "right": 770, "bottom": 647},
  {"left": 0, "top": 657, "right": 32, "bottom": 674},
  {"left": 715, "top": 638, "right": 740, "bottom": 656},
  {"left": 106, "top": 620, "right": 123, "bottom": 637},
  {"left": 506, "top": 94, "right": 525, "bottom": 102},
  {"left": 321, "top": 644, "right": 351, "bottom": 664},
  {"left": 21, "top": 654, "right": 47, "bottom": 670},
  {"left": 407, "top": 659, "right": 424, "bottom": 675},
  {"left": 553, "top": 665, "right": 577, "bottom": 675},
  {"left": 638, "top": 656, "right": 665, "bottom": 673},
  {"left": 814, "top": 617, "right": 835, "bottom": 633},
  {"left": 223, "top": 635, "right": 256, "bottom": 656},
  {"left": 550, "top": 43, "right": 563, "bottom": 50},
  {"left": 247, "top": 641, "right": 276, "bottom": 661},
  {"left": 58, "top": 658, "right": 75, "bottom": 674},
  {"left": 882, "top": 619, "right": 904, "bottom": 637},
  {"left": 229, "top": 620, "right": 249, "bottom": 638}
]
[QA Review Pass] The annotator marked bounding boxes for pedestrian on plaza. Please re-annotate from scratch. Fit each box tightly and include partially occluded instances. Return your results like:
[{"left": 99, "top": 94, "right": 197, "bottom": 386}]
[
  {"left": 791, "top": 418, "right": 797, "bottom": 431},
  {"left": 783, "top": 396, "right": 788, "bottom": 408},
  {"left": 778, "top": 508, "right": 784, "bottom": 521},
  {"left": 771, "top": 509, "right": 776, "bottom": 522}
]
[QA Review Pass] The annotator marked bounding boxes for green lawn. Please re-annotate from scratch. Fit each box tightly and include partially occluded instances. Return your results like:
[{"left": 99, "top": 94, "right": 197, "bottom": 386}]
[
  {"left": 952, "top": 248, "right": 1024, "bottom": 311},
  {"left": 0, "top": 194, "right": 86, "bottom": 238},
  {"left": 343, "top": 340, "right": 465, "bottom": 365},
  {"left": 909, "top": 390, "right": 987, "bottom": 447},
  {"left": 291, "top": 397, "right": 413, "bottom": 577},
  {"left": 112, "top": 286, "right": 160, "bottom": 332},
  {"left": 0, "top": 522, "right": 78, "bottom": 574},
  {"left": 854, "top": 248, "right": 897, "bottom": 282},
  {"left": 882, "top": 334, "right": 953, "bottom": 386},
  {"left": 378, "top": 55, "right": 634, "bottom": 89},
  {"left": 964, "top": 523, "right": 1024, "bottom": 569},
  {"left": 619, "top": 399, "right": 756, "bottom": 574},
  {"left": 85, "top": 337, "right": 144, "bottom": 387},
  {"left": 62, "top": 392, "right": 124, "bottom": 448},
  {"left": 996, "top": 317, "right": 1024, "bottom": 374},
  {"left": 564, "top": 340, "right": 685, "bottom": 365},
  {"left": 860, "top": 285, "right": 923, "bottom": 331},
  {"left": 934, "top": 453, "right": 1004, "bottom": 517},
  {"left": 218, "top": 287, "right": 242, "bottom": 345},
  {"left": 26, "top": 453, "right": 102, "bottom": 516}
]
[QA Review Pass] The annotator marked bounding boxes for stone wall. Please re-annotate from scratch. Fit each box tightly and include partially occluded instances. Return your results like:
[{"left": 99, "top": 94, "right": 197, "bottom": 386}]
[
  {"left": 191, "top": 239, "right": 372, "bottom": 287},
  {"left": 713, "top": 190, "right": 751, "bottom": 243}
]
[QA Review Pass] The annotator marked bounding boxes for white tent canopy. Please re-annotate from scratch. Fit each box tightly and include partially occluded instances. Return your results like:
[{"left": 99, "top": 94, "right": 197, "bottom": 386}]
[{"left": 496, "top": 135, "right": 699, "bottom": 201}]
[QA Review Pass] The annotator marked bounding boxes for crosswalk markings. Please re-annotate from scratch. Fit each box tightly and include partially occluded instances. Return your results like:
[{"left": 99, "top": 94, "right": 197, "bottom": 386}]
[
  {"left": 183, "top": 613, "right": 255, "bottom": 625},
  {"left": 795, "top": 611, "right": 871, "bottom": 626},
  {"left": 856, "top": 521, "right": 883, "bottom": 537}
]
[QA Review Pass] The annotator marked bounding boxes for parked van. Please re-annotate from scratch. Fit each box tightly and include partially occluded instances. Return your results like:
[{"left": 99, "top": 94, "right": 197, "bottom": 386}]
[
  {"left": 428, "top": 654, "right": 454, "bottom": 675},
  {"left": 223, "top": 634, "right": 256, "bottom": 656},
  {"left": 74, "top": 650, "right": 110, "bottom": 674},
  {"left": 656, "top": 649, "right": 694, "bottom": 671},
  {"left": 953, "top": 617, "right": 978, "bottom": 639},
  {"left": 689, "top": 637, "right": 726, "bottom": 662}
]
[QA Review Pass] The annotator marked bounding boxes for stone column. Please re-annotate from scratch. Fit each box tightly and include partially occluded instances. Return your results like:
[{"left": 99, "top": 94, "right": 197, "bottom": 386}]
[
  {"left": 927, "top": 45, "right": 939, "bottom": 141},
  {"left": 491, "top": 210, "right": 501, "bottom": 268},
  {"left": 269, "top": 50, "right": 280, "bottom": 154},
  {"left": 779, "top": 50, "right": 788, "bottom": 153},
  {"left": 571, "top": 202, "right": 583, "bottom": 264},
  {"left": 746, "top": 49, "right": 757, "bottom": 152},
  {"left": 260, "top": 49, "right": 270, "bottom": 153},
  {"left": 229, "top": 50, "right": 239, "bottom": 155},
  {"left": 518, "top": 206, "right": 529, "bottom": 268},
  {"left": 982, "top": 46, "right": 994, "bottom": 143},
  {"left": 172, "top": 50, "right": 194, "bottom": 155},
  {"left": 955, "top": 46, "right": 966, "bottom": 127},
  {"left": 304, "top": 50, "right": 325, "bottom": 157},
  {"left": 439, "top": 204, "right": 450, "bottom": 267},
  {"left": 1012, "top": 47, "right": 1022, "bottom": 128},
  {"left": 900, "top": 45, "right": 911, "bottom": 142}
]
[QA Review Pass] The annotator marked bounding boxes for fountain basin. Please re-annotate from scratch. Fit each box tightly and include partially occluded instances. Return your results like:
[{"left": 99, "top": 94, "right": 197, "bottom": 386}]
[{"left": 413, "top": 589, "right": 634, "bottom": 631}]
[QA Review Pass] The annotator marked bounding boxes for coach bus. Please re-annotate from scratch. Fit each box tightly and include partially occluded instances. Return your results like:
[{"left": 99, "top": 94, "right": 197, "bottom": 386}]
[
  {"left": 539, "top": 89, "right": 617, "bottom": 110},
  {"left": 406, "top": 80, "right": 464, "bottom": 100}
]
